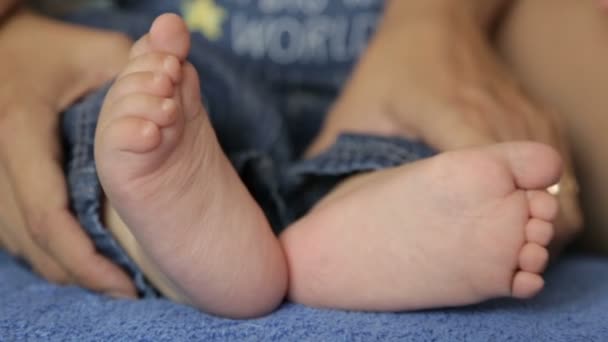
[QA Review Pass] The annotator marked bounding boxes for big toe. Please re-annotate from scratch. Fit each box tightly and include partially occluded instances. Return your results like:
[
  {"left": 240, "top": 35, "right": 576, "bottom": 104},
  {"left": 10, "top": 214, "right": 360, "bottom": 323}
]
[
  {"left": 493, "top": 142, "right": 563, "bottom": 190},
  {"left": 148, "top": 13, "right": 191, "bottom": 61}
]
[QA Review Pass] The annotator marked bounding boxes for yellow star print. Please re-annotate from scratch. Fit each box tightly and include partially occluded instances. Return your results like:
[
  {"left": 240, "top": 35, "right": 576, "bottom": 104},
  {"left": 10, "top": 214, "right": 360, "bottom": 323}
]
[{"left": 182, "top": 0, "right": 227, "bottom": 41}]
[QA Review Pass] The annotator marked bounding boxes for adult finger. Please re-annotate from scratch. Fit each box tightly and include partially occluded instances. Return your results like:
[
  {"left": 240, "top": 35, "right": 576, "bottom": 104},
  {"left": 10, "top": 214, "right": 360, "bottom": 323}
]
[
  {"left": 4, "top": 133, "right": 137, "bottom": 297},
  {"left": 18, "top": 229, "right": 71, "bottom": 284},
  {"left": 417, "top": 108, "right": 498, "bottom": 151},
  {"left": 0, "top": 211, "right": 20, "bottom": 255},
  {"left": 0, "top": 204, "right": 70, "bottom": 283},
  {"left": 0, "top": 227, "right": 12, "bottom": 253},
  {"left": 16, "top": 161, "right": 137, "bottom": 297},
  {"left": 39, "top": 208, "right": 137, "bottom": 297},
  {"left": 0, "top": 163, "right": 71, "bottom": 284},
  {"left": 0, "top": 165, "right": 66, "bottom": 282}
]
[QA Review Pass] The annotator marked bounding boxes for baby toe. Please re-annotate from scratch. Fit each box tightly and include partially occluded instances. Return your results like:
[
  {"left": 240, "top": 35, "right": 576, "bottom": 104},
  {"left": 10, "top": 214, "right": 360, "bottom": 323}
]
[
  {"left": 119, "top": 53, "right": 182, "bottom": 84},
  {"left": 527, "top": 190, "right": 559, "bottom": 221},
  {"left": 511, "top": 271, "right": 544, "bottom": 299},
  {"left": 107, "top": 71, "right": 174, "bottom": 104},
  {"left": 100, "top": 117, "right": 161, "bottom": 154},
  {"left": 104, "top": 94, "right": 178, "bottom": 128},
  {"left": 525, "top": 218, "right": 555, "bottom": 246},
  {"left": 519, "top": 243, "right": 550, "bottom": 273}
]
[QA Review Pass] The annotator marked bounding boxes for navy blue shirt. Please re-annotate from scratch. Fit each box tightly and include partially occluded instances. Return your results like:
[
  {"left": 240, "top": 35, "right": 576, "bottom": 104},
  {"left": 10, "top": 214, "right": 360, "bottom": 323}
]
[{"left": 120, "top": 0, "right": 386, "bottom": 77}]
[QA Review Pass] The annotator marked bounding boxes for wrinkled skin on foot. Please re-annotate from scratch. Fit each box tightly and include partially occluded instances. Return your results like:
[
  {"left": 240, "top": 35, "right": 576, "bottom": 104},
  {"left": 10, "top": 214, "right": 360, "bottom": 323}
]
[
  {"left": 96, "top": 14, "right": 287, "bottom": 318},
  {"left": 282, "top": 142, "right": 560, "bottom": 311}
]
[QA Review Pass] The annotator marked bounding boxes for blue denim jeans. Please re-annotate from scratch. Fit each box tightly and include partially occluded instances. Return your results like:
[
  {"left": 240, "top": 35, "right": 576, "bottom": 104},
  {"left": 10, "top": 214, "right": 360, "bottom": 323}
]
[{"left": 62, "top": 7, "right": 435, "bottom": 296}]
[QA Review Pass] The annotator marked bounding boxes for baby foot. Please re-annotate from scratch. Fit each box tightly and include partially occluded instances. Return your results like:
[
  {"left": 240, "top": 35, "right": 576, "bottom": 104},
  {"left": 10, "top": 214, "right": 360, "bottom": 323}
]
[
  {"left": 95, "top": 14, "right": 286, "bottom": 318},
  {"left": 281, "top": 142, "right": 560, "bottom": 310}
]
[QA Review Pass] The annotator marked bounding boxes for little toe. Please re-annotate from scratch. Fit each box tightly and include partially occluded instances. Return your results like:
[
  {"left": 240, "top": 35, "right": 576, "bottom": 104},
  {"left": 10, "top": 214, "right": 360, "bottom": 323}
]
[
  {"left": 100, "top": 117, "right": 161, "bottom": 154},
  {"left": 527, "top": 190, "right": 559, "bottom": 221},
  {"left": 526, "top": 218, "right": 555, "bottom": 246},
  {"left": 104, "top": 94, "right": 178, "bottom": 128},
  {"left": 107, "top": 72, "right": 174, "bottom": 103},
  {"left": 512, "top": 271, "right": 544, "bottom": 299},
  {"left": 519, "top": 243, "right": 550, "bottom": 273}
]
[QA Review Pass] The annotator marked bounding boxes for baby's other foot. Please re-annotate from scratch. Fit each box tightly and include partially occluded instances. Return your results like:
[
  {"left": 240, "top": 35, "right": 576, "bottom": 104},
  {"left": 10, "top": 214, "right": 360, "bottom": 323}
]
[
  {"left": 281, "top": 142, "right": 560, "bottom": 310},
  {"left": 95, "top": 14, "right": 286, "bottom": 318}
]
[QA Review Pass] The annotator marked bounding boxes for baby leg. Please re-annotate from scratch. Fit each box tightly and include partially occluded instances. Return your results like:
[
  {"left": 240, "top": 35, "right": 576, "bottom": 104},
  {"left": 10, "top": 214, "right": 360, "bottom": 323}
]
[{"left": 96, "top": 14, "right": 287, "bottom": 318}]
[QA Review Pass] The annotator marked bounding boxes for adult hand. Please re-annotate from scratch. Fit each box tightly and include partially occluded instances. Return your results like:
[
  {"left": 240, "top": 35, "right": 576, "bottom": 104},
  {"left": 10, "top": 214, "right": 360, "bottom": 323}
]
[
  {"left": 0, "top": 0, "right": 18, "bottom": 17},
  {"left": 309, "top": 5, "right": 582, "bottom": 250},
  {"left": 0, "top": 10, "right": 136, "bottom": 297}
]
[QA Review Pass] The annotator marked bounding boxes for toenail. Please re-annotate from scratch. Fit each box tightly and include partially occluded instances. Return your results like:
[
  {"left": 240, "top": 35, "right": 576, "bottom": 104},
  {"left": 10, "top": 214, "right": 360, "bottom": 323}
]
[
  {"left": 152, "top": 73, "right": 163, "bottom": 84},
  {"left": 163, "top": 56, "right": 180, "bottom": 76},
  {"left": 141, "top": 121, "right": 158, "bottom": 137},
  {"left": 162, "top": 99, "right": 175, "bottom": 112}
]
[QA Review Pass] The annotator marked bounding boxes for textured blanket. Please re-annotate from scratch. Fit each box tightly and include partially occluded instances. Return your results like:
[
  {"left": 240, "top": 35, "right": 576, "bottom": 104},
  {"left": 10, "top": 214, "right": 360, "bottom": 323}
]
[{"left": 1, "top": 251, "right": 606, "bottom": 341}]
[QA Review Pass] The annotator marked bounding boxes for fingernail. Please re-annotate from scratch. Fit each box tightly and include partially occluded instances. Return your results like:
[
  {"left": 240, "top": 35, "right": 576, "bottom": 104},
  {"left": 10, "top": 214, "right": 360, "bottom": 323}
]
[{"left": 547, "top": 183, "right": 560, "bottom": 196}]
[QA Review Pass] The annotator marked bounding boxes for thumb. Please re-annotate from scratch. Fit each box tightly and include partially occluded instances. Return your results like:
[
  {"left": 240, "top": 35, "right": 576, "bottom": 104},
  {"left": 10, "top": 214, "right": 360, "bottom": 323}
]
[{"left": 416, "top": 113, "right": 498, "bottom": 152}]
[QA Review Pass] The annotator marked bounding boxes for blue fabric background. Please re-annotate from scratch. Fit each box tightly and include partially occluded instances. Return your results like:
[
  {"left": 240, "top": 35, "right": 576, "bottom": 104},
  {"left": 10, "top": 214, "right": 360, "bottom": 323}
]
[{"left": 1, "top": 251, "right": 607, "bottom": 341}]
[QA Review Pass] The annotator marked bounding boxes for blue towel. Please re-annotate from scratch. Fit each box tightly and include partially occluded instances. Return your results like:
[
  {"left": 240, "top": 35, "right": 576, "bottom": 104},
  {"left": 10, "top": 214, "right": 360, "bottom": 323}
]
[{"left": 1, "top": 251, "right": 606, "bottom": 341}]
